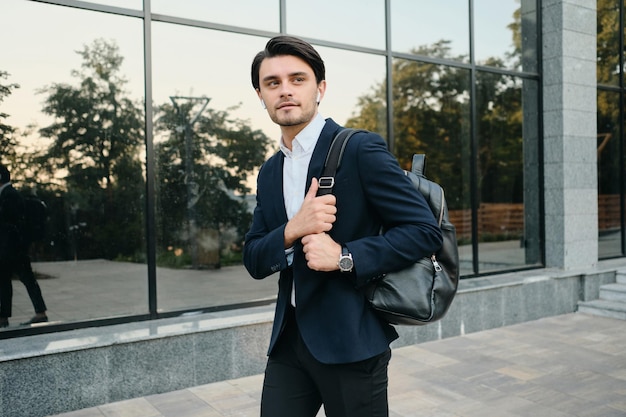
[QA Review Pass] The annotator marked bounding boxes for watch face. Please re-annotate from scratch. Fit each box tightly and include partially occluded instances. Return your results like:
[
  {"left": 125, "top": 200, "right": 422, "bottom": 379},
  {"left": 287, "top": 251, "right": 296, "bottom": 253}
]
[{"left": 339, "top": 256, "right": 353, "bottom": 271}]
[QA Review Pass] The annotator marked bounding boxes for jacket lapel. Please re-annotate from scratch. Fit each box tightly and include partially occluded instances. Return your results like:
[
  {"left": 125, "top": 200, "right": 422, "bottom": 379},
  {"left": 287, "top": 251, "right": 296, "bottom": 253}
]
[{"left": 263, "top": 151, "right": 288, "bottom": 225}]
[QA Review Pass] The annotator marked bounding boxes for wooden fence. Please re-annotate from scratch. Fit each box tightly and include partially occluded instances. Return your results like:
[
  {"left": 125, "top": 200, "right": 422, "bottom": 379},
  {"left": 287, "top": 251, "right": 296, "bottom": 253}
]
[
  {"left": 599, "top": 194, "right": 620, "bottom": 231},
  {"left": 449, "top": 194, "right": 621, "bottom": 240}
]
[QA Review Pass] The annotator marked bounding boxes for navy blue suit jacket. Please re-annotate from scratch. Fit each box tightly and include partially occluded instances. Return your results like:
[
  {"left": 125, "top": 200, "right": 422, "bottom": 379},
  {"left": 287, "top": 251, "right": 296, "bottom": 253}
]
[{"left": 243, "top": 118, "right": 442, "bottom": 364}]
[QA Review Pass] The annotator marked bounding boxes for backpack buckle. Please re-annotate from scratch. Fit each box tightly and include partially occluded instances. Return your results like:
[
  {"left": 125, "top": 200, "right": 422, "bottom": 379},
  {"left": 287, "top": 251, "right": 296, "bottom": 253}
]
[{"left": 318, "top": 177, "right": 335, "bottom": 188}]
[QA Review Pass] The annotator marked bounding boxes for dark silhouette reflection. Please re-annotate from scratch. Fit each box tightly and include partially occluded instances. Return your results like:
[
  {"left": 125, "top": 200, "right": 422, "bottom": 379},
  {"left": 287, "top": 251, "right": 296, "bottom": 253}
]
[
  {"left": 0, "top": 34, "right": 274, "bottom": 329},
  {"left": 0, "top": 164, "right": 48, "bottom": 329}
]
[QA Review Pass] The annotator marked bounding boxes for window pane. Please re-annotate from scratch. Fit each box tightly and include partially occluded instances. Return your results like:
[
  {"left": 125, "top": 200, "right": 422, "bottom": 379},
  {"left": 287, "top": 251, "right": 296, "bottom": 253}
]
[
  {"left": 475, "top": 73, "right": 541, "bottom": 273},
  {"left": 286, "top": 0, "right": 385, "bottom": 49},
  {"left": 151, "top": 25, "right": 277, "bottom": 313},
  {"left": 597, "top": 90, "right": 622, "bottom": 258},
  {"left": 597, "top": 0, "right": 621, "bottom": 86},
  {"left": 320, "top": 46, "right": 387, "bottom": 135},
  {"left": 475, "top": 0, "right": 537, "bottom": 71},
  {"left": 382, "top": 59, "right": 472, "bottom": 274},
  {"left": 152, "top": 0, "right": 279, "bottom": 32},
  {"left": 0, "top": 0, "right": 147, "bottom": 329},
  {"left": 391, "top": 0, "right": 469, "bottom": 63},
  {"left": 151, "top": 24, "right": 388, "bottom": 311}
]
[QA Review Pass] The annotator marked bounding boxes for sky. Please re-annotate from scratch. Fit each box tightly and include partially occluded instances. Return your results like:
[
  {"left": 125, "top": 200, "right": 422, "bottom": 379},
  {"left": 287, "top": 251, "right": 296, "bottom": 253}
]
[{"left": 1, "top": 0, "right": 522, "bottom": 151}]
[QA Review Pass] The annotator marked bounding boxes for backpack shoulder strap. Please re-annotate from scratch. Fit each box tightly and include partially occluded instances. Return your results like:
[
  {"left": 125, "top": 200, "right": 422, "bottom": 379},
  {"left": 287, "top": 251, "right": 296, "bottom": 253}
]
[{"left": 317, "top": 128, "right": 362, "bottom": 196}]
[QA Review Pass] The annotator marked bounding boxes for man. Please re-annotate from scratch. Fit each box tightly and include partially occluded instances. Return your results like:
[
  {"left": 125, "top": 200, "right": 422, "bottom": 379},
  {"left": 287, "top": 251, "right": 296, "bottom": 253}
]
[
  {"left": 0, "top": 164, "right": 48, "bottom": 328},
  {"left": 243, "top": 36, "right": 443, "bottom": 417}
]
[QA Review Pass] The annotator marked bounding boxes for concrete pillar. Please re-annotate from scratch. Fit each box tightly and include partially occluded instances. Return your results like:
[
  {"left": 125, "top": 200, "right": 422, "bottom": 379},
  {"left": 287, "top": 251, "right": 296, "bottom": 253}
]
[{"left": 542, "top": 0, "right": 598, "bottom": 269}]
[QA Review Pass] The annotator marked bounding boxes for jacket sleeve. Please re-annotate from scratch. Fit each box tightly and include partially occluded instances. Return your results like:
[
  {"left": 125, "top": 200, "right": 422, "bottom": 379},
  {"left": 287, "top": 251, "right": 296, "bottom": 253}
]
[
  {"left": 243, "top": 205, "right": 289, "bottom": 279},
  {"left": 242, "top": 160, "right": 290, "bottom": 280},
  {"left": 341, "top": 132, "right": 443, "bottom": 288}
]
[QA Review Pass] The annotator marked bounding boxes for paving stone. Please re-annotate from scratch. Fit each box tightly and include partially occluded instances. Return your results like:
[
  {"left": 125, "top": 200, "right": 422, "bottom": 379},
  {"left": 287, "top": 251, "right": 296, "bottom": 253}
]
[{"left": 47, "top": 314, "right": 626, "bottom": 417}]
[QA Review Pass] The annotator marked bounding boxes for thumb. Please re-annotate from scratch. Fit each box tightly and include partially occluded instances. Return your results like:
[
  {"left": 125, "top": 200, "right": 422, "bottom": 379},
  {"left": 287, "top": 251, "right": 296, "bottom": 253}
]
[{"left": 306, "top": 177, "right": 319, "bottom": 199}]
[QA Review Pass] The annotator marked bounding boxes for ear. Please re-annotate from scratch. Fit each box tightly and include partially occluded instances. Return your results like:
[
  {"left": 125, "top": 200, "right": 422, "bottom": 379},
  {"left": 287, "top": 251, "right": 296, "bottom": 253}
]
[
  {"left": 316, "top": 80, "right": 327, "bottom": 103},
  {"left": 256, "top": 89, "right": 266, "bottom": 109}
]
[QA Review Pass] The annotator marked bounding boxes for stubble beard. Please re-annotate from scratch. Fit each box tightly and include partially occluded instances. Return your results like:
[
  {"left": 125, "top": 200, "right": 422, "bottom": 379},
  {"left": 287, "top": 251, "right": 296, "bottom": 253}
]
[
  {"left": 270, "top": 105, "right": 316, "bottom": 128},
  {"left": 274, "top": 114, "right": 308, "bottom": 127}
]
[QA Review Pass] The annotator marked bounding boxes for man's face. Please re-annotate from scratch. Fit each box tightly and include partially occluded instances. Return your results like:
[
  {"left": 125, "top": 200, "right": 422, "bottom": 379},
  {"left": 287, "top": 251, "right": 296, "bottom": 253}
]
[{"left": 256, "top": 55, "right": 325, "bottom": 136}]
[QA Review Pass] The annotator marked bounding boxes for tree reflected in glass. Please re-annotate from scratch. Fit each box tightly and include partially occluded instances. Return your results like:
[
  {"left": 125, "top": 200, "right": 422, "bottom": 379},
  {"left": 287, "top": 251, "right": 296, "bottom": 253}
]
[{"left": 154, "top": 95, "right": 271, "bottom": 269}]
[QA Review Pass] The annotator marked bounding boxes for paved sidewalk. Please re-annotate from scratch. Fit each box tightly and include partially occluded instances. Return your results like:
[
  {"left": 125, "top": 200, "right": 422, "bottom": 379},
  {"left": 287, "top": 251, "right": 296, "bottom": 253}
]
[
  {"left": 48, "top": 312, "right": 626, "bottom": 417},
  {"left": 5, "top": 240, "right": 521, "bottom": 331}
]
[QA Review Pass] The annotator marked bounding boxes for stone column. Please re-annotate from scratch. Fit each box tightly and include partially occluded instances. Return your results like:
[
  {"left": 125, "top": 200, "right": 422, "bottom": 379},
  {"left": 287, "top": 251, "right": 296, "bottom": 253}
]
[{"left": 542, "top": 0, "right": 598, "bottom": 269}]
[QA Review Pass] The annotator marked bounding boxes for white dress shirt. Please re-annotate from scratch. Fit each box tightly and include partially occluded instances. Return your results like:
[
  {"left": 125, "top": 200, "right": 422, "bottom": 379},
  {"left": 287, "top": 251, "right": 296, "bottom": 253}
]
[{"left": 280, "top": 112, "right": 327, "bottom": 306}]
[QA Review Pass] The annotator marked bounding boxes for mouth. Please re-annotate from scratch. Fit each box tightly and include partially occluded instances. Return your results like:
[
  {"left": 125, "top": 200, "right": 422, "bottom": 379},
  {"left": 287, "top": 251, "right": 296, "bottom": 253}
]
[{"left": 277, "top": 101, "right": 298, "bottom": 110}]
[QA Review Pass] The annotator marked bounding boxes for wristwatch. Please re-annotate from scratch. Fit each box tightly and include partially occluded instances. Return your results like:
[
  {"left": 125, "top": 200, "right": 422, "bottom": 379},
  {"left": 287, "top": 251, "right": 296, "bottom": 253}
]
[{"left": 338, "top": 246, "right": 354, "bottom": 273}]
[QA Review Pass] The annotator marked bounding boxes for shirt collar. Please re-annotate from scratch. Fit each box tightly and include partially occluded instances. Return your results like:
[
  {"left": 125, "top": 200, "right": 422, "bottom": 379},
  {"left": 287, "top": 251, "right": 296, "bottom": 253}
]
[{"left": 280, "top": 113, "right": 326, "bottom": 158}]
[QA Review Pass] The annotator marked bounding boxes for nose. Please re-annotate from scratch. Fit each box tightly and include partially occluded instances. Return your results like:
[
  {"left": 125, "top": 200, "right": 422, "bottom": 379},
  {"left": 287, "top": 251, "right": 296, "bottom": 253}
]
[{"left": 278, "top": 81, "right": 292, "bottom": 98}]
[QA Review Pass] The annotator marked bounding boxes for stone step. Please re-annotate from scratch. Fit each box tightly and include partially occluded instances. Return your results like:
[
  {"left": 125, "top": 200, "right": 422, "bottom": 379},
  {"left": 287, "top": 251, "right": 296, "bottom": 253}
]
[
  {"left": 599, "top": 283, "right": 626, "bottom": 303},
  {"left": 617, "top": 271, "right": 626, "bottom": 285},
  {"left": 578, "top": 299, "right": 626, "bottom": 320}
]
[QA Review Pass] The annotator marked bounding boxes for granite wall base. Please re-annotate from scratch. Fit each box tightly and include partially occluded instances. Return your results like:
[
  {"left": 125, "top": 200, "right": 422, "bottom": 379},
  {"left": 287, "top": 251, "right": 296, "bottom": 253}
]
[{"left": 0, "top": 265, "right": 621, "bottom": 417}]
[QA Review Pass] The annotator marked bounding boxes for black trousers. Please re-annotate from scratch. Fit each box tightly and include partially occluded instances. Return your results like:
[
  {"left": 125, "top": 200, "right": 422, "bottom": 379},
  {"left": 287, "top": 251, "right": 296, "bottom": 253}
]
[
  {"left": 0, "top": 253, "right": 47, "bottom": 317},
  {"left": 261, "top": 306, "right": 391, "bottom": 417}
]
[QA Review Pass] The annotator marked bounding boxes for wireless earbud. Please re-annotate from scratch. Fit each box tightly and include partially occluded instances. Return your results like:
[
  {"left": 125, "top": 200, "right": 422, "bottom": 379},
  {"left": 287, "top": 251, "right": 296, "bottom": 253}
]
[
  {"left": 316, "top": 93, "right": 321, "bottom": 103},
  {"left": 261, "top": 99, "right": 266, "bottom": 109}
]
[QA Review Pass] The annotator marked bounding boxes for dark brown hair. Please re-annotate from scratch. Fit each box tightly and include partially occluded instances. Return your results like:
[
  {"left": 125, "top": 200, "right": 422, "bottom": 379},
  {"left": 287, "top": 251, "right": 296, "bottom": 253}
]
[{"left": 251, "top": 35, "right": 325, "bottom": 90}]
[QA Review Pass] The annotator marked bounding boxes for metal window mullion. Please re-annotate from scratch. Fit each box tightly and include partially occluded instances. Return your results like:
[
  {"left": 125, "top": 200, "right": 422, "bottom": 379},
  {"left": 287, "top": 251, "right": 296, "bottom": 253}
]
[
  {"left": 618, "top": 2, "right": 626, "bottom": 256},
  {"left": 536, "top": 0, "right": 546, "bottom": 266},
  {"left": 280, "top": 0, "right": 287, "bottom": 33},
  {"left": 469, "top": 0, "right": 480, "bottom": 275},
  {"left": 143, "top": 0, "right": 158, "bottom": 318},
  {"left": 385, "top": 0, "right": 394, "bottom": 151}
]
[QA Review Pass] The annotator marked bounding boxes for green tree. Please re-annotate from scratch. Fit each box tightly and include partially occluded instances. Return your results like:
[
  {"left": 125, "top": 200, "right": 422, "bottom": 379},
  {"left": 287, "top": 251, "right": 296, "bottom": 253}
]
[
  {"left": 0, "top": 70, "right": 19, "bottom": 164},
  {"left": 474, "top": 69, "right": 524, "bottom": 204},
  {"left": 346, "top": 41, "right": 472, "bottom": 210},
  {"left": 597, "top": 0, "right": 621, "bottom": 86},
  {"left": 596, "top": 0, "right": 622, "bottom": 196},
  {"left": 37, "top": 39, "right": 145, "bottom": 260},
  {"left": 155, "top": 99, "right": 271, "bottom": 268},
  {"left": 345, "top": 4, "right": 533, "bottom": 212}
]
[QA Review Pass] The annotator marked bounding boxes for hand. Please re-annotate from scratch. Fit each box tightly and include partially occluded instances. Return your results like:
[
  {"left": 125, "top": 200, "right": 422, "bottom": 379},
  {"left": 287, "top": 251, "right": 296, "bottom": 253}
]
[
  {"left": 301, "top": 232, "right": 341, "bottom": 271},
  {"left": 284, "top": 178, "right": 337, "bottom": 247}
]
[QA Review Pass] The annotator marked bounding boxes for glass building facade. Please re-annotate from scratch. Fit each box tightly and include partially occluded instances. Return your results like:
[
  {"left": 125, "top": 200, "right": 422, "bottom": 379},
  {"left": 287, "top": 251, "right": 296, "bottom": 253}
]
[
  {"left": 597, "top": 0, "right": 626, "bottom": 258},
  {"left": 0, "top": 0, "right": 620, "bottom": 337}
]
